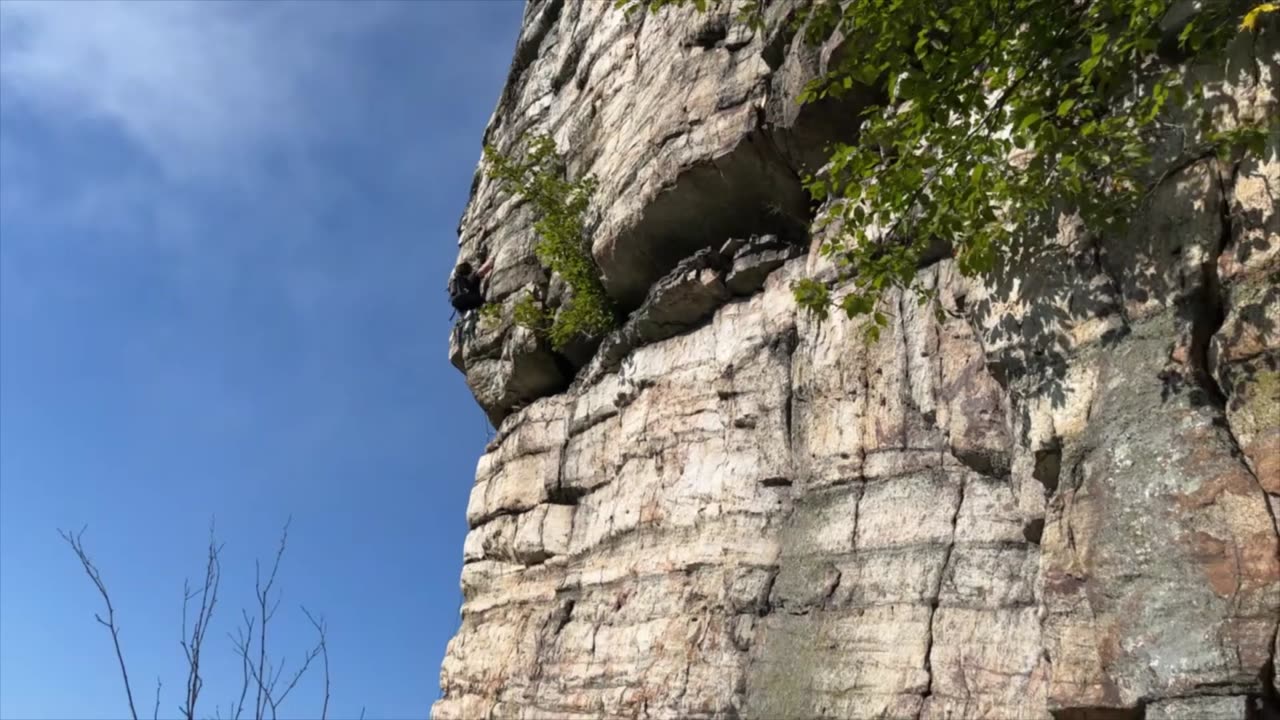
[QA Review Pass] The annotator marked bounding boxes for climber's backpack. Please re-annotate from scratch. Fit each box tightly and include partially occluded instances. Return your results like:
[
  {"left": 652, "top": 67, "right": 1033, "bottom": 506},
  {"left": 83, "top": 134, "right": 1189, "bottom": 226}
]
[{"left": 449, "top": 271, "right": 484, "bottom": 313}]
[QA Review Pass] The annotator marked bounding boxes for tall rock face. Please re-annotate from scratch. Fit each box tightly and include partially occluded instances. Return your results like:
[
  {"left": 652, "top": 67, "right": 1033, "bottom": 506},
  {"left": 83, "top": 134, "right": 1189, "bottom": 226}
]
[{"left": 437, "top": 2, "right": 1280, "bottom": 718}]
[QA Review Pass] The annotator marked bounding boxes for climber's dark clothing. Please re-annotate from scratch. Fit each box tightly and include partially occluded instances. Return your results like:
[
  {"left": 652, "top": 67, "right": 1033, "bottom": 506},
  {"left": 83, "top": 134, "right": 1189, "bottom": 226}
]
[
  {"left": 448, "top": 270, "right": 485, "bottom": 313},
  {"left": 449, "top": 258, "right": 495, "bottom": 352},
  {"left": 449, "top": 256, "right": 495, "bottom": 314}
]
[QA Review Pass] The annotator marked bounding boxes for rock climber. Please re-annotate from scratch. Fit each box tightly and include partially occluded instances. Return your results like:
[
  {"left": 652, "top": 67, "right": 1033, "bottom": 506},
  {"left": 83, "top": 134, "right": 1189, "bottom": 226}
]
[{"left": 449, "top": 254, "right": 495, "bottom": 343}]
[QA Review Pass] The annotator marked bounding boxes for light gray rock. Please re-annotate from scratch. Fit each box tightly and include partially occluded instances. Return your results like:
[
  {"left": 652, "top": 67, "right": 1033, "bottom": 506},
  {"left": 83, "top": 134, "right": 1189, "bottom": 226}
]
[
  {"left": 434, "top": 4, "right": 1280, "bottom": 719},
  {"left": 1146, "top": 695, "right": 1251, "bottom": 720},
  {"left": 725, "top": 234, "right": 804, "bottom": 296}
]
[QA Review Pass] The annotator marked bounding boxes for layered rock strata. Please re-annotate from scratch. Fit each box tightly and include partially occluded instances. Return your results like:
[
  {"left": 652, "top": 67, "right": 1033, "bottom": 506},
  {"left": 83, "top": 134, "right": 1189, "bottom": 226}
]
[{"left": 437, "top": 2, "right": 1280, "bottom": 717}]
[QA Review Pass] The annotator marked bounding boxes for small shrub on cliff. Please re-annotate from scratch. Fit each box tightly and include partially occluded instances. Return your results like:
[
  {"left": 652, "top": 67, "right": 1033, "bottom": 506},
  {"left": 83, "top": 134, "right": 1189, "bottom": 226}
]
[
  {"left": 483, "top": 136, "right": 616, "bottom": 350},
  {"left": 512, "top": 291, "right": 551, "bottom": 334},
  {"left": 477, "top": 301, "right": 504, "bottom": 329},
  {"left": 621, "top": 0, "right": 1277, "bottom": 337}
]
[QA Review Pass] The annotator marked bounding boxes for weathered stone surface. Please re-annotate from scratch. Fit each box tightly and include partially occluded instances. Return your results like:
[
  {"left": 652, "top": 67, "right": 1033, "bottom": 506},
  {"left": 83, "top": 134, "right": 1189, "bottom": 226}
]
[
  {"left": 1040, "top": 316, "right": 1280, "bottom": 711},
  {"left": 724, "top": 234, "right": 805, "bottom": 296},
  {"left": 435, "top": 4, "right": 1280, "bottom": 719},
  {"left": 452, "top": 318, "right": 569, "bottom": 427},
  {"left": 583, "top": 235, "right": 804, "bottom": 384},
  {"left": 1212, "top": 127, "right": 1280, "bottom": 493},
  {"left": 440, "top": 259, "right": 1279, "bottom": 718},
  {"left": 449, "top": 0, "right": 864, "bottom": 423},
  {"left": 1145, "top": 695, "right": 1251, "bottom": 720}
]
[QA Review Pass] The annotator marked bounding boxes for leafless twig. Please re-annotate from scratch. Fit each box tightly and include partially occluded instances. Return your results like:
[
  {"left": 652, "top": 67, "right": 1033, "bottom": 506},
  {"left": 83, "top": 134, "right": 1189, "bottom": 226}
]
[
  {"left": 301, "top": 607, "right": 330, "bottom": 720},
  {"left": 265, "top": 640, "right": 323, "bottom": 719},
  {"left": 231, "top": 626, "right": 320, "bottom": 720},
  {"left": 227, "top": 519, "right": 323, "bottom": 720},
  {"left": 254, "top": 518, "right": 290, "bottom": 720},
  {"left": 229, "top": 610, "right": 256, "bottom": 720},
  {"left": 181, "top": 521, "right": 224, "bottom": 720},
  {"left": 66, "top": 519, "right": 340, "bottom": 720},
  {"left": 59, "top": 527, "right": 139, "bottom": 720}
]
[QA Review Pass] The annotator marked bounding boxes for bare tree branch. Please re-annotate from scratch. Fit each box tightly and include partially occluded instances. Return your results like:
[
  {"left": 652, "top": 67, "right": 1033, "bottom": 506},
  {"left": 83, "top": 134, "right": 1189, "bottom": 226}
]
[
  {"left": 232, "top": 633, "right": 317, "bottom": 720},
  {"left": 59, "top": 527, "right": 139, "bottom": 720},
  {"left": 229, "top": 611, "right": 256, "bottom": 720},
  {"left": 181, "top": 522, "right": 224, "bottom": 720},
  {"left": 231, "top": 623, "right": 273, "bottom": 720},
  {"left": 254, "top": 517, "right": 290, "bottom": 720},
  {"left": 66, "top": 518, "right": 345, "bottom": 720},
  {"left": 273, "top": 658, "right": 315, "bottom": 719},
  {"left": 301, "top": 607, "right": 330, "bottom": 720},
  {"left": 229, "top": 519, "right": 319, "bottom": 720},
  {"left": 262, "top": 609, "right": 325, "bottom": 717}
]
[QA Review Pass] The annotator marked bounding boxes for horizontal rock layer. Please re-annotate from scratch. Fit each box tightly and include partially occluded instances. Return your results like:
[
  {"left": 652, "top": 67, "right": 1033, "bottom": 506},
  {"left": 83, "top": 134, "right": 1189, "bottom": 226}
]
[{"left": 437, "top": 2, "right": 1280, "bottom": 718}]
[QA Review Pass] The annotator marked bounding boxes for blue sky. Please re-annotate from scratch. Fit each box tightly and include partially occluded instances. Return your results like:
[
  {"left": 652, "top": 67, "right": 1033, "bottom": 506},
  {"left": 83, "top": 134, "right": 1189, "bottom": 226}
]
[{"left": 0, "top": 2, "right": 524, "bottom": 718}]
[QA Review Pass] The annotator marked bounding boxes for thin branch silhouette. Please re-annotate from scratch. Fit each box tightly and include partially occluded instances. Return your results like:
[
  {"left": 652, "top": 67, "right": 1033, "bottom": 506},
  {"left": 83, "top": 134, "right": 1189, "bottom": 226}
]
[
  {"left": 302, "top": 606, "right": 330, "bottom": 720},
  {"left": 58, "top": 526, "right": 139, "bottom": 720},
  {"left": 229, "top": 610, "right": 256, "bottom": 720},
  {"left": 181, "top": 521, "right": 224, "bottom": 720},
  {"left": 64, "top": 518, "right": 342, "bottom": 720},
  {"left": 254, "top": 518, "right": 291, "bottom": 720}
]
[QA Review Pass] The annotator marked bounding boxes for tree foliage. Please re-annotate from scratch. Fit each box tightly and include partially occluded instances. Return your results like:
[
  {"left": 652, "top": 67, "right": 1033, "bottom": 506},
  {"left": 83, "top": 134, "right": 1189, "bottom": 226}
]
[
  {"left": 620, "top": 0, "right": 1276, "bottom": 337},
  {"left": 483, "top": 136, "right": 616, "bottom": 350}
]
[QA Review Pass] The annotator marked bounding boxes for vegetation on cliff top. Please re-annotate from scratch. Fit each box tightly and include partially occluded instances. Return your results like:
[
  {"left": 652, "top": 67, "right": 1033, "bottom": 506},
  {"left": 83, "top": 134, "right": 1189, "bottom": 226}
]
[{"left": 621, "top": 0, "right": 1276, "bottom": 339}]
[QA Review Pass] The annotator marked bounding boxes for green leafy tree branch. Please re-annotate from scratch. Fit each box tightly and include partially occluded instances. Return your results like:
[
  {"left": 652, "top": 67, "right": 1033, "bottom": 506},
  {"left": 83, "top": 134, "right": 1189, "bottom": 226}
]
[{"left": 621, "top": 0, "right": 1276, "bottom": 339}]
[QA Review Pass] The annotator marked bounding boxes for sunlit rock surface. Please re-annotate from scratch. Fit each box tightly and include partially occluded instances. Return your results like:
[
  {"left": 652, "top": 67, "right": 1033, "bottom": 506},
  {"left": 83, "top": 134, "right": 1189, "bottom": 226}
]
[{"left": 436, "top": 2, "right": 1280, "bottom": 717}]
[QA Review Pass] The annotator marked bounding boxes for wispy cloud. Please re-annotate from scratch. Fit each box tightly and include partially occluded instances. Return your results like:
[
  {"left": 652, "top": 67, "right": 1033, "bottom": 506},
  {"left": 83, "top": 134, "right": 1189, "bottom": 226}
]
[
  {"left": 0, "top": 2, "right": 388, "bottom": 334},
  {"left": 0, "top": 0, "right": 516, "bottom": 326},
  {"left": 0, "top": 0, "right": 396, "bottom": 182}
]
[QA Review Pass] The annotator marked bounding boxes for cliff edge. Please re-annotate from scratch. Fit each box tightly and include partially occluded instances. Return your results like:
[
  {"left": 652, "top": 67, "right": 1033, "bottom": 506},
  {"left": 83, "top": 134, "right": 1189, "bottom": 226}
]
[{"left": 437, "top": 2, "right": 1280, "bottom": 717}]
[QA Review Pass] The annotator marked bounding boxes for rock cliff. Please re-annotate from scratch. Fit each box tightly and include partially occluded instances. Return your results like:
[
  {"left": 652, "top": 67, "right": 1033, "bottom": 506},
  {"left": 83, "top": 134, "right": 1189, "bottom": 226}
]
[{"left": 436, "top": 2, "right": 1280, "bottom": 718}]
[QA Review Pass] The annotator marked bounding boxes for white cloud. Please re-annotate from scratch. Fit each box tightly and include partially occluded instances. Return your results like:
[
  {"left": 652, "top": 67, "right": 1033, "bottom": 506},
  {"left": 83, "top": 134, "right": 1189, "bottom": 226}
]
[
  {"left": 0, "top": 0, "right": 519, "bottom": 323},
  {"left": 0, "top": 0, "right": 396, "bottom": 181}
]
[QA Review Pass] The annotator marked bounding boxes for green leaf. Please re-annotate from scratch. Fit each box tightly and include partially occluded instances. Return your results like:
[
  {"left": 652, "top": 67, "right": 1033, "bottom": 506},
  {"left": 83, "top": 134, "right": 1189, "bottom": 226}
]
[
  {"left": 1091, "top": 32, "right": 1109, "bottom": 55},
  {"left": 1056, "top": 98, "right": 1076, "bottom": 117},
  {"left": 915, "top": 32, "right": 930, "bottom": 59}
]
